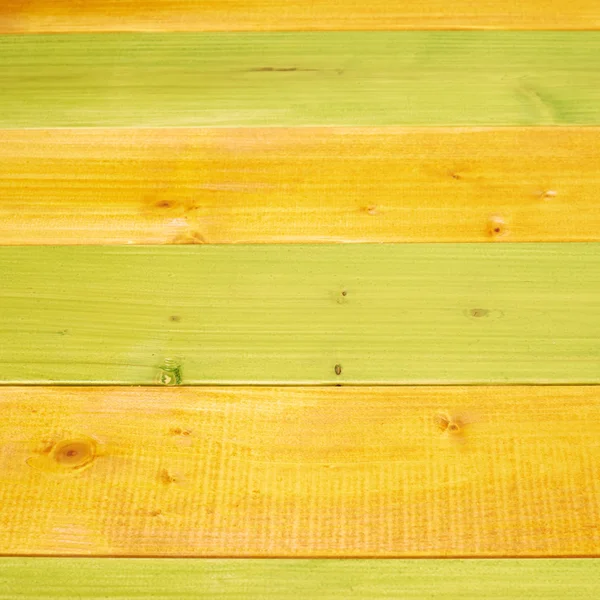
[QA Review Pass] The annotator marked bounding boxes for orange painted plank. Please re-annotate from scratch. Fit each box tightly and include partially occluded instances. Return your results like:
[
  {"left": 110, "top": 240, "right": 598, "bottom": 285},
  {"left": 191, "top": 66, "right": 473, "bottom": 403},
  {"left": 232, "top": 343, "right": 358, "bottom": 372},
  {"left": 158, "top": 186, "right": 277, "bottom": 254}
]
[
  {"left": 1, "top": 386, "right": 599, "bottom": 556},
  {"left": 1, "top": 0, "right": 599, "bottom": 32},
  {"left": 1, "top": 127, "right": 599, "bottom": 244}
]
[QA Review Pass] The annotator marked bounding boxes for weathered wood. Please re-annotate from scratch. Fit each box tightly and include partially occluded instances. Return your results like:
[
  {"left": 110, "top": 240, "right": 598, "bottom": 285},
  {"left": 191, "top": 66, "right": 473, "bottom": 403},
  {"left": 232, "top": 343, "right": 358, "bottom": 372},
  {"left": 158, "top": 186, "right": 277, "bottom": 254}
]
[
  {"left": 2, "top": 0, "right": 599, "bottom": 32},
  {"left": 2, "top": 33, "right": 600, "bottom": 127},
  {"left": 1, "top": 127, "right": 599, "bottom": 244},
  {"left": 1, "top": 558, "right": 600, "bottom": 598},
  {"left": 1, "top": 386, "right": 599, "bottom": 556},
  {"left": 1, "top": 244, "right": 599, "bottom": 384}
]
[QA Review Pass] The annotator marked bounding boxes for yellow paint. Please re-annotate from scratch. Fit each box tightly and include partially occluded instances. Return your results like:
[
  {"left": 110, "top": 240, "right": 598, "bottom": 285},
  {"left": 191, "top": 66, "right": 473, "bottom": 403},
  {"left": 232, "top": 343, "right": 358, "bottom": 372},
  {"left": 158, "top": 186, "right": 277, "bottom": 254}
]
[
  {"left": 1, "top": 386, "right": 599, "bottom": 556},
  {"left": 1, "top": 0, "right": 599, "bottom": 32},
  {"left": 1, "top": 127, "right": 599, "bottom": 244}
]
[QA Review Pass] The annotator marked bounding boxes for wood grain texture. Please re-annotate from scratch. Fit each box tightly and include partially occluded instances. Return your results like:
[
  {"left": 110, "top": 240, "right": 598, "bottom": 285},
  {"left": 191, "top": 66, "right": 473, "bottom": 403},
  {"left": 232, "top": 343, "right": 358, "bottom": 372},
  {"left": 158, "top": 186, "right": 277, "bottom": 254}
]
[
  {"left": 1, "top": 386, "right": 599, "bottom": 556},
  {"left": 2, "top": 0, "right": 600, "bottom": 32},
  {"left": 1, "top": 245, "right": 600, "bottom": 384},
  {"left": 2, "top": 127, "right": 600, "bottom": 244},
  {"left": 2, "top": 33, "right": 600, "bottom": 128},
  {"left": 2, "top": 560, "right": 600, "bottom": 600}
]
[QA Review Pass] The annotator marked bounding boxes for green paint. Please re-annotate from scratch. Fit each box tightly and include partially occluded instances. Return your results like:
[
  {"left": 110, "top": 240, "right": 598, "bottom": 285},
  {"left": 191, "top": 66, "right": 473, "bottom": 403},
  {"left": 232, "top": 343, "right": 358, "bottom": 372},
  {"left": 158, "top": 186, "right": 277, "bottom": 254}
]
[
  {"left": 1, "top": 32, "right": 600, "bottom": 127},
  {"left": 158, "top": 357, "right": 183, "bottom": 385},
  {"left": 1, "top": 559, "right": 599, "bottom": 599},
  {"left": 0, "top": 244, "right": 599, "bottom": 384}
]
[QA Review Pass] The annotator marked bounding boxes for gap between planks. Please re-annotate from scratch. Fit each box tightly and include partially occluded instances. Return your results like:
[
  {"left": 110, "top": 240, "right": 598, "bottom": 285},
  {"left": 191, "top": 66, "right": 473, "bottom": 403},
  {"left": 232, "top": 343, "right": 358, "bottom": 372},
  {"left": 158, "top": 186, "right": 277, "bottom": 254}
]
[
  {"left": 0, "top": 387, "right": 599, "bottom": 556},
  {"left": 1, "top": 127, "right": 599, "bottom": 245},
  {"left": 1, "top": 0, "right": 600, "bottom": 32}
]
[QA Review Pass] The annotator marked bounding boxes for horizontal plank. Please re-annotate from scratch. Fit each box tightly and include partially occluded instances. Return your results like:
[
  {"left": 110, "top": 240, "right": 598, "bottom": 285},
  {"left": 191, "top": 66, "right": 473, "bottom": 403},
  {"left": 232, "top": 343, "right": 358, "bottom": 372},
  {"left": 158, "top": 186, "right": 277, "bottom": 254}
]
[
  {"left": 1, "top": 127, "right": 600, "bottom": 244},
  {"left": 2, "top": 0, "right": 600, "bottom": 32},
  {"left": 1, "top": 33, "right": 600, "bottom": 127},
  {"left": 2, "top": 560, "right": 600, "bottom": 599},
  {"left": 1, "top": 244, "right": 600, "bottom": 384},
  {"left": 1, "top": 386, "right": 599, "bottom": 556}
]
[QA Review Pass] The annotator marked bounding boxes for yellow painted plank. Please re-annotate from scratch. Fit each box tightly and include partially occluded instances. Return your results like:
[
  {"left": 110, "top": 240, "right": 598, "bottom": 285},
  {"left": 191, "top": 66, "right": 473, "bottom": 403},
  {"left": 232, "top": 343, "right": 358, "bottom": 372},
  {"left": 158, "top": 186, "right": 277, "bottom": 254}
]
[
  {"left": 1, "top": 0, "right": 599, "bottom": 32},
  {"left": 1, "top": 127, "right": 599, "bottom": 244},
  {"left": 1, "top": 386, "right": 599, "bottom": 557}
]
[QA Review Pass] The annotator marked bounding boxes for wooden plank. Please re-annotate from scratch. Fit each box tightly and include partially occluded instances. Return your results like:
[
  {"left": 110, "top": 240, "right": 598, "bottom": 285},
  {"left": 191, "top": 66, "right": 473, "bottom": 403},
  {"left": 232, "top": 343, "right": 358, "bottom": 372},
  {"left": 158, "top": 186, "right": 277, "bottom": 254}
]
[
  {"left": 2, "top": 127, "right": 599, "bottom": 245},
  {"left": 1, "top": 386, "right": 599, "bottom": 556},
  {"left": 2, "top": 560, "right": 600, "bottom": 600},
  {"left": 2, "top": 33, "right": 600, "bottom": 128},
  {"left": 1, "top": 244, "right": 599, "bottom": 384},
  {"left": 2, "top": 0, "right": 600, "bottom": 32}
]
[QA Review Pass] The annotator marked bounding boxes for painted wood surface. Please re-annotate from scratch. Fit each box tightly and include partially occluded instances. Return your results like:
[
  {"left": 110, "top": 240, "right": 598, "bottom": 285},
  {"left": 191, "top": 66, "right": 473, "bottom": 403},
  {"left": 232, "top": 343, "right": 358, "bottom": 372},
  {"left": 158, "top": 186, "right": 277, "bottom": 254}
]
[
  {"left": 2, "top": 0, "right": 600, "bottom": 32},
  {"left": 1, "top": 245, "right": 600, "bottom": 384},
  {"left": 1, "top": 559, "right": 600, "bottom": 599},
  {"left": 1, "top": 386, "right": 599, "bottom": 556},
  {"left": 2, "top": 33, "right": 600, "bottom": 128},
  {"left": 1, "top": 127, "right": 599, "bottom": 245}
]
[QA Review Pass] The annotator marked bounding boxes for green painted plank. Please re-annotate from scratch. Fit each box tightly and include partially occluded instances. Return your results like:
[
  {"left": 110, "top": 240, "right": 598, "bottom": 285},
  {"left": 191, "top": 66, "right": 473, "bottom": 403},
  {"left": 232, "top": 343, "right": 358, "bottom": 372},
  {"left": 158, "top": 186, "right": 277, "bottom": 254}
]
[
  {"left": 0, "top": 245, "right": 599, "bottom": 384},
  {"left": 1, "top": 559, "right": 599, "bottom": 599},
  {"left": 1, "top": 32, "right": 600, "bottom": 127}
]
